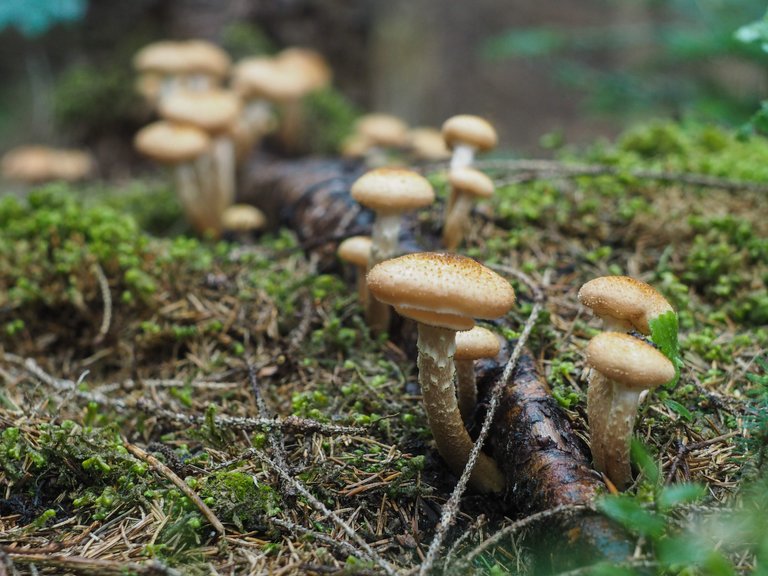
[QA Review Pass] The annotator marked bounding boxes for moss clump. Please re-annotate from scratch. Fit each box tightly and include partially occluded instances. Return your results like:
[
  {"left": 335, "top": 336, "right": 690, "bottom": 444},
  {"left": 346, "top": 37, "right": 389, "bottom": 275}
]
[
  {"left": 302, "top": 87, "right": 360, "bottom": 155},
  {"left": 200, "top": 471, "right": 281, "bottom": 532}
]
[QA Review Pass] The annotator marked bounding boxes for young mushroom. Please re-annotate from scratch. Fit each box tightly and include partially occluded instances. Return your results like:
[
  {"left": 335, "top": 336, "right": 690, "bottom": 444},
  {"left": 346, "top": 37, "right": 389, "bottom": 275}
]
[
  {"left": 221, "top": 204, "right": 266, "bottom": 242},
  {"left": 442, "top": 166, "right": 495, "bottom": 250},
  {"left": 351, "top": 168, "right": 435, "bottom": 332},
  {"left": 578, "top": 276, "right": 674, "bottom": 335},
  {"left": 454, "top": 326, "right": 502, "bottom": 422},
  {"left": 337, "top": 236, "right": 373, "bottom": 306},
  {"left": 441, "top": 114, "right": 498, "bottom": 172},
  {"left": 367, "top": 252, "right": 515, "bottom": 492},
  {"left": 585, "top": 331, "right": 675, "bottom": 489}
]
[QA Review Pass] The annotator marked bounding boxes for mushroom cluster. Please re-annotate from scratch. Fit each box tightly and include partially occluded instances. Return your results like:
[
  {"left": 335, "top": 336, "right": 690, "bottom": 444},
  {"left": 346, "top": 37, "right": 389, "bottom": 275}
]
[
  {"left": 578, "top": 276, "right": 680, "bottom": 489},
  {"left": 131, "top": 38, "right": 335, "bottom": 237}
]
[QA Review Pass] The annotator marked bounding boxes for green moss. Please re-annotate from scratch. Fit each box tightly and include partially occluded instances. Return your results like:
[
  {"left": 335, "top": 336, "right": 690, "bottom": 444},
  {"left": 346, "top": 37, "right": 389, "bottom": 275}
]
[
  {"left": 200, "top": 471, "right": 281, "bottom": 532},
  {"left": 302, "top": 87, "right": 360, "bottom": 155}
]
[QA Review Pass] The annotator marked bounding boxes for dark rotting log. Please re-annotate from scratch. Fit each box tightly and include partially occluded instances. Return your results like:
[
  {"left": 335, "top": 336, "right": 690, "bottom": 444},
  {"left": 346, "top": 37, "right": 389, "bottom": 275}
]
[{"left": 240, "top": 155, "right": 633, "bottom": 571}]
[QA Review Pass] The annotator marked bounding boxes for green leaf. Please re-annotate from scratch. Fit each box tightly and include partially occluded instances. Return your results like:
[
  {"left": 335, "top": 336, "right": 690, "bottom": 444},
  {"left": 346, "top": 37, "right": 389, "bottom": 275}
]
[
  {"left": 649, "top": 310, "right": 683, "bottom": 386},
  {"left": 597, "top": 494, "right": 666, "bottom": 539},
  {"left": 663, "top": 398, "right": 693, "bottom": 422},
  {"left": 658, "top": 483, "right": 706, "bottom": 512},
  {"left": 658, "top": 536, "right": 735, "bottom": 576},
  {"left": 630, "top": 439, "right": 660, "bottom": 486}
]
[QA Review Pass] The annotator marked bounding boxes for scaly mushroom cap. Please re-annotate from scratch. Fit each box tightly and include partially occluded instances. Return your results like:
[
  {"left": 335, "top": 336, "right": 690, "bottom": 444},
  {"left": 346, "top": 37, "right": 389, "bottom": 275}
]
[
  {"left": 134, "top": 121, "right": 211, "bottom": 164},
  {"left": 351, "top": 168, "right": 435, "bottom": 215},
  {"left": 578, "top": 276, "right": 674, "bottom": 335},
  {"left": 442, "top": 115, "right": 498, "bottom": 151},
  {"left": 355, "top": 114, "right": 409, "bottom": 148},
  {"left": 159, "top": 90, "right": 241, "bottom": 133},
  {"left": 367, "top": 252, "right": 515, "bottom": 331},
  {"left": 337, "top": 236, "right": 372, "bottom": 268},
  {"left": 586, "top": 332, "right": 675, "bottom": 390},
  {"left": 221, "top": 204, "right": 266, "bottom": 233},
  {"left": 455, "top": 326, "right": 501, "bottom": 361},
  {"left": 449, "top": 167, "right": 494, "bottom": 198}
]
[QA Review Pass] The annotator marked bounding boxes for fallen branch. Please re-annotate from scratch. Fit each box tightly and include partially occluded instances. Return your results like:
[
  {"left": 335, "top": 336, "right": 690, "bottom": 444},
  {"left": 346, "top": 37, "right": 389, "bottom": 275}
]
[{"left": 0, "top": 551, "right": 180, "bottom": 576}]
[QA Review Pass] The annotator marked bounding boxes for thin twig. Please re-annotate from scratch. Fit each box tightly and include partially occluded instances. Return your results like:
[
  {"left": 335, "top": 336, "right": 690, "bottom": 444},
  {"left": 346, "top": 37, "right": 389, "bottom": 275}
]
[
  {"left": 1, "top": 551, "right": 180, "bottom": 576},
  {"left": 476, "top": 158, "right": 768, "bottom": 193},
  {"left": 91, "top": 260, "right": 112, "bottom": 344},
  {"left": 123, "top": 440, "right": 226, "bottom": 537},
  {"left": 418, "top": 269, "right": 551, "bottom": 576},
  {"left": 665, "top": 431, "right": 740, "bottom": 483},
  {"left": 271, "top": 518, "right": 360, "bottom": 558},
  {"left": 249, "top": 447, "right": 400, "bottom": 576}
]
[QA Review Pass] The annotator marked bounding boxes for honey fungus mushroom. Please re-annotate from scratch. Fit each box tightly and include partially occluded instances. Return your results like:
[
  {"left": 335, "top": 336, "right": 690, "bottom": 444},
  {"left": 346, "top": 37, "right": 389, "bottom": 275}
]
[
  {"left": 441, "top": 114, "right": 498, "bottom": 171},
  {"left": 454, "top": 326, "right": 502, "bottom": 422},
  {"left": 367, "top": 252, "right": 515, "bottom": 492},
  {"left": 585, "top": 332, "right": 675, "bottom": 489},
  {"left": 442, "top": 166, "right": 495, "bottom": 251}
]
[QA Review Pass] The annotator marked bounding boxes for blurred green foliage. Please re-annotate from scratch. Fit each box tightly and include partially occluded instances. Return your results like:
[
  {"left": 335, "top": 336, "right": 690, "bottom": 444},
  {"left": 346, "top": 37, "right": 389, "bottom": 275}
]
[
  {"left": 302, "top": 87, "right": 360, "bottom": 155},
  {"left": 220, "top": 22, "right": 275, "bottom": 60},
  {"left": 0, "top": 0, "right": 86, "bottom": 37},
  {"left": 484, "top": 0, "right": 766, "bottom": 124}
]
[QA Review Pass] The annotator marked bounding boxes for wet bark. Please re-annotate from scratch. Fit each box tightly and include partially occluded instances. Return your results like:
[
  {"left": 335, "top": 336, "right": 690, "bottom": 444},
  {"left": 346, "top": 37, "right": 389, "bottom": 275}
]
[{"left": 239, "top": 155, "right": 633, "bottom": 571}]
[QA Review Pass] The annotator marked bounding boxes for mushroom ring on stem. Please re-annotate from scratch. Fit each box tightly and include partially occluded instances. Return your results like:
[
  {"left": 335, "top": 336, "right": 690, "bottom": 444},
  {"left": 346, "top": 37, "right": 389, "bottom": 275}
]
[
  {"left": 367, "top": 252, "right": 515, "bottom": 493},
  {"left": 351, "top": 168, "right": 435, "bottom": 332},
  {"left": 585, "top": 332, "right": 675, "bottom": 489},
  {"left": 578, "top": 275, "right": 674, "bottom": 335}
]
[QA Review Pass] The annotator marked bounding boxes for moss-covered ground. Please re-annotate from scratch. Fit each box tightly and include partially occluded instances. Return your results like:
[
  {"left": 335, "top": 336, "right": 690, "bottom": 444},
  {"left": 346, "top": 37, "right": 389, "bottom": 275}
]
[{"left": 1, "top": 121, "right": 767, "bottom": 574}]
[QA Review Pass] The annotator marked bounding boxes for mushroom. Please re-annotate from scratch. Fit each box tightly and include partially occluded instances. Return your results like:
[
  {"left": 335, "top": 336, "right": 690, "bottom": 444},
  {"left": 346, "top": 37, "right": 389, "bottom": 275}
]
[
  {"left": 351, "top": 168, "right": 435, "bottom": 332},
  {"left": 181, "top": 40, "right": 231, "bottom": 91},
  {"left": 367, "top": 252, "right": 515, "bottom": 492},
  {"left": 132, "top": 41, "right": 188, "bottom": 106},
  {"left": 585, "top": 332, "right": 675, "bottom": 489},
  {"left": 133, "top": 121, "right": 212, "bottom": 234},
  {"left": 454, "top": 326, "right": 502, "bottom": 422},
  {"left": 1, "top": 146, "right": 92, "bottom": 184},
  {"left": 441, "top": 115, "right": 498, "bottom": 172},
  {"left": 353, "top": 113, "right": 410, "bottom": 166},
  {"left": 221, "top": 204, "right": 266, "bottom": 242},
  {"left": 442, "top": 167, "right": 495, "bottom": 251},
  {"left": 337, "top": 236, "right": 373, "bottom": 305},
  {"left": 407, "top": 127, "right": 451, "bottom": 162},
  {"left": 232, "top": 57, "right": 282, "bottom": 157},
  {"left": 159, "top": 89, "right": 242, "bottom": 236},
  {"left": 577, "top": 276, "right": 674, "bottom": 335}
]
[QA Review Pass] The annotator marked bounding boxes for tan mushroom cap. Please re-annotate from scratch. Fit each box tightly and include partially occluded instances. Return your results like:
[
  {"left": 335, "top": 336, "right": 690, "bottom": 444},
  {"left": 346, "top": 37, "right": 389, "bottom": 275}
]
[
  {"left": 337, "top": 236, "right": 372, "bottom": 267},
  {"left": 449, "top": 167, "right": 494, "bottom": 198},
  {"left": 1, "top": 146, "right": 92, "bottom": 183},
  {"left": 408, "top": 127, "right": 451, "bottom": 160},
  {"left": 367, "top": 252, "right": 516, "bottom": 331},
  {"left": 351, "top": 168, "right": 435, "bottom": 215},
  {"left": 578, "top": 276, "right": 674, "bottom": 335},
  {"left": 586, "top": 332, "right": 675, "bottom": 390},
  {"left": 233, "top": 57, "right": 280, "bottom": 97},
  {"left": 134, "top": 121, "right": 211, "bottom": 164},
  {"left": 355, "top": 114, "right": 409, "bottom": 148},
  {"left": 221, "top": 204, "right": 266, "bottom": 233},
  {"left": 159, "top": 90, "right": 241, "bottom": 132},
  {"left": 182, "top": 40, "right": 231, "bottom": 77},
  {"left": 455, "top": 326, "right": 501, "bottom": 361},
  {"left": 276, "top": 47, "right": 332, "bottom": 91},
  {"left": 133, "top": 40, "right": 188, "bottom": 74},
  {"left": 442, "top": 115, "right": 498, "bottom": 151}
]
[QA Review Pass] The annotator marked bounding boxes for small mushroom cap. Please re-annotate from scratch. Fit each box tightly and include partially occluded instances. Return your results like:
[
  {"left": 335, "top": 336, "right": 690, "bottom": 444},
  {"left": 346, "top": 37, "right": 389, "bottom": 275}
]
[
  {"left": 586, "top": 332, "right": 675, "bottom": 390},
  {"left": 1, "top": 146, "right": 92, "bottom": 183},
  {"left": 578, "top": 276, "right": 674, "bottom": 335},
  {"left": 455, "top": 326, "right": 501, "bottom": 360},
  {"left": 221, "top": 204, "right": 266, "bottom": 233},
  {"left": 442, "top": 115, "right": 498, "bottom": 151},
  {"left": 355, "top": 114, "right": 409, "bottom": 148},
  {"left": 351, "top": 168, "right": 435, "bottom": 214},
  {"left": 449, "top": 167, "right": 494, "bottom": 198},
  {"left": 408, "top": 127, "right": 451, "bottom": 161},
  {"left": 367, "top": 252, "right": 516, "bottom": 331},
  {"left": 159, "top": 89, "right": 241, "bottom": 132},
  {"left": 133, "top": 40, "right": 188, "bottom": 74},
  {"left": 276, "top": 47, "right": 332, "bottom": 91},
  {"left": 134, "top": 121, "right": 211, "bottom": 164},
  {"left": 233, "top": 57, "right": 281, "bottom": 97},
  {"left": 182, "top": 40, "right": 231, "bottom": 77},
  {"left": 337, "top": 236, "right": 372, "bottom": 267}
]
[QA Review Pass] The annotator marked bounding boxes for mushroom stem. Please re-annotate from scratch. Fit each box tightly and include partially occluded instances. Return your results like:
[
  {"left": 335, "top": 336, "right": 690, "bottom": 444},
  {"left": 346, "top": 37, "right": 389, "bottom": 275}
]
[
  {"left": 355, "top": 268, "right": 369, "bottom": 306},
  {"left": 417, "top": 323, "right": 505, "bottom": 493},
  {"left": 455, "top": 359, "right": 477, "bottom": 422},
  {"left": 369, "top": 213, "right": 401, "bottom": 267},
  {"left": 442, "top": 192, "right": 474, "bottom": 250},
  {"left": 587, "top": 371, "right": 641, "bottom": 489},
  {"left": 174, "top": 163, "right": 207, "bottom": 234},
  {"left": 450, "top": 143, "right": 476, "bottom": 171},
  {"left": 212, "top": 135, "right": 236, "bottom": 227}
]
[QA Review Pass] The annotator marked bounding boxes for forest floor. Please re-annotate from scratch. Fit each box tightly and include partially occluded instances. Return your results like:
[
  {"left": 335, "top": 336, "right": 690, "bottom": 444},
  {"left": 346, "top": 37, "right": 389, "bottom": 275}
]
[{"left": 1, "top": 121, "right": 767, "bottom": 575}]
